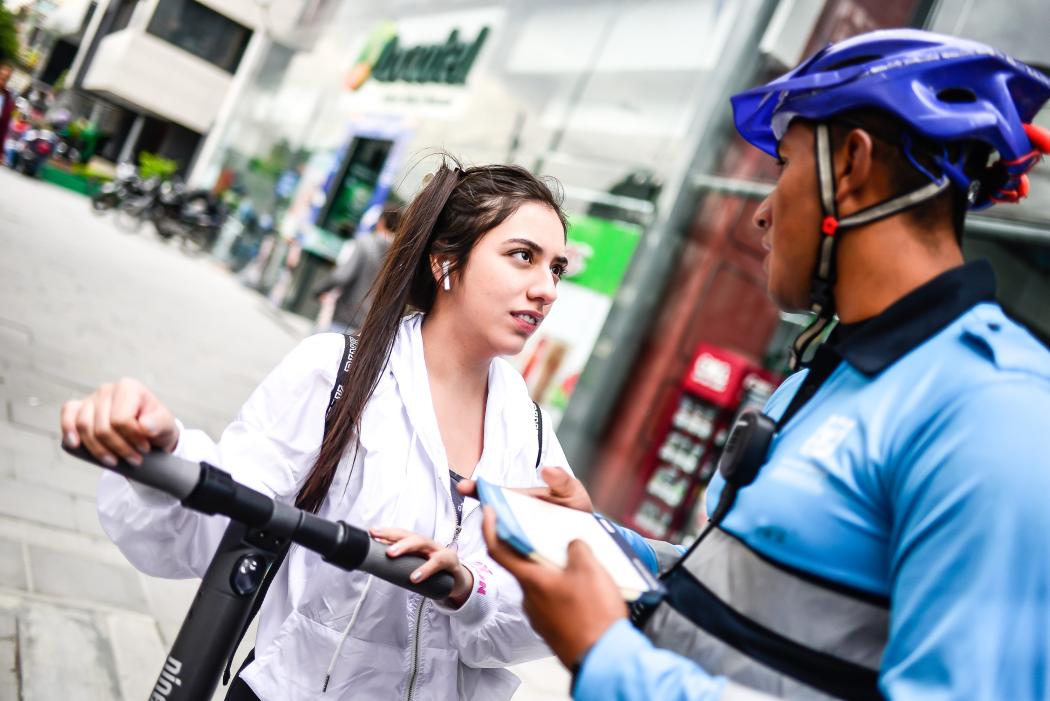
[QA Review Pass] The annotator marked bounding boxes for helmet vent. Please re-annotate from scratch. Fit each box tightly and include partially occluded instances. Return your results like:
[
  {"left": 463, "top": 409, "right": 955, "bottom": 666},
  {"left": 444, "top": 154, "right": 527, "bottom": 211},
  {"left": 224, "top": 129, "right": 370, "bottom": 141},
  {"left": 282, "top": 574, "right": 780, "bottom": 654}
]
[
  {"left": 826, "top": 54, "right": 882, "bottom": 70},
  {"left": 937, "top": 88, "right": 977, "bottom": 104}
]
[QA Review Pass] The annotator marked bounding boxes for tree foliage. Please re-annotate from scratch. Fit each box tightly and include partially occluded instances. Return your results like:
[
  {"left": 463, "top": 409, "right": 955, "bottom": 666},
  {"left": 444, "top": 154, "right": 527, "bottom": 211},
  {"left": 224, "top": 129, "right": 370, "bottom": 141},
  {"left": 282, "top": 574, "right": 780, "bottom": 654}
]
[{"left": 0, "top": 2, "right": 19, "bottom": 66}]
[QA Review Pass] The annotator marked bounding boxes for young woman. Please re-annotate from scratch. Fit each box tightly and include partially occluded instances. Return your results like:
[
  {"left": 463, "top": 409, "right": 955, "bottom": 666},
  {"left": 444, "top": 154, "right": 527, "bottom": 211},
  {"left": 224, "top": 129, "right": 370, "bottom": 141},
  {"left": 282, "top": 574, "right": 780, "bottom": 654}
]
[{"left": 59, "top": 160, "right": 572, "bottom": 700}]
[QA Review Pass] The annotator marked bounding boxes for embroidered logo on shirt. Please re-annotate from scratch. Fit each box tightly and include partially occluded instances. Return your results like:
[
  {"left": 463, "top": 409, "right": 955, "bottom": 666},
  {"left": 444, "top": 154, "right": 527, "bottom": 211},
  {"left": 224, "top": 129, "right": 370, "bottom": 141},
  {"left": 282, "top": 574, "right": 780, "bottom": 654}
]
[{"left": 798, "top": 415, "right": 856, "bottom": 460}]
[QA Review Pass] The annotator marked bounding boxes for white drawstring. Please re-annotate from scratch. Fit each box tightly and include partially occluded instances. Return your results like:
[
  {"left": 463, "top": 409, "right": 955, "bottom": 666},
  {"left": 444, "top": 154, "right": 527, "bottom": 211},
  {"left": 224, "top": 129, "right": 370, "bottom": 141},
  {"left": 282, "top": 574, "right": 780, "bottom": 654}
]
[
  {"left": 322, "top": 430, "right": 417, "bottom": 693},
  {"left": 322, "top": 574, "right": 373, "bottom": 693}
]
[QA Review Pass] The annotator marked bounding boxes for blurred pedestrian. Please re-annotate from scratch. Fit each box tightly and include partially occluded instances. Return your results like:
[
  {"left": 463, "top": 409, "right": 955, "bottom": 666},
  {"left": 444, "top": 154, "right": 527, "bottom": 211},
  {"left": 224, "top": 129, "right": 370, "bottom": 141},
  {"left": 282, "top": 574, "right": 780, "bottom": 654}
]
[
  {"left": 313, "top": 202, "right": 401, "bottom": 334},
  {"left": 0, "top": 63, "right": 14, "bottom": 159},
  {"left": 266, "top": 233, "right": 302, "bottom": 308}
]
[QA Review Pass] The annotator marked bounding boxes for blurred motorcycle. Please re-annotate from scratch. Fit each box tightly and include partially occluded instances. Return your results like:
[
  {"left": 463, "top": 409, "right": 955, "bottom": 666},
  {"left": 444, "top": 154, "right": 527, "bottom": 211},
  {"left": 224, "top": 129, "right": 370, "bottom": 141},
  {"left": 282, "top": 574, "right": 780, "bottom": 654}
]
[
  {"left": 153, "top": 187, "right": 227, "bottom": 254},
  {"left": 114, "top": 175, "right": 163, "bottom": 231},
  {"left": 91, "top": 163, "right": 143, "bottom": 213}
]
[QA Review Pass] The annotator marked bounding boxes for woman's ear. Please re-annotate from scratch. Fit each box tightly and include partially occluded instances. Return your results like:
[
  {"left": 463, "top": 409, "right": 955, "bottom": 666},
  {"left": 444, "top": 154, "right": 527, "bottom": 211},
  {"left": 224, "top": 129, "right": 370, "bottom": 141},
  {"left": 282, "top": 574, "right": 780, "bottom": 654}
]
[
  {"left": 430, "top": 255, "right": 452, "bottom": 291},
  {"left": 836, "top": 128, "right": 875, "bottom": 211}
]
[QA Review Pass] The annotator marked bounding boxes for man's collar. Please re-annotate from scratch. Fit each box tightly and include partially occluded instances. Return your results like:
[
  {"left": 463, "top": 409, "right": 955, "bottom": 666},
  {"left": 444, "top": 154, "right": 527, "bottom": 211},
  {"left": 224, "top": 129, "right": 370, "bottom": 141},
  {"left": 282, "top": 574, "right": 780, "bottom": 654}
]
[{"left": 829, "top": 260, "right": 997, "bottom": 376}]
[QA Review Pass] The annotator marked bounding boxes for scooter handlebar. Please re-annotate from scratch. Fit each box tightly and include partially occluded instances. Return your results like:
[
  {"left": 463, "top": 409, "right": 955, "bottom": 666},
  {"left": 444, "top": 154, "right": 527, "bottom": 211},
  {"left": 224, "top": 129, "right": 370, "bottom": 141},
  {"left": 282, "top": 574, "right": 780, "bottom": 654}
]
[
  {"left": 61, "top": 445, "right": 455, "bottom": 599},
  {"left": 360, "top": 536, "right": 457, "bottom": 600},
  {"left": 62, "top": 444, "right": 200, "bottom": 499}
]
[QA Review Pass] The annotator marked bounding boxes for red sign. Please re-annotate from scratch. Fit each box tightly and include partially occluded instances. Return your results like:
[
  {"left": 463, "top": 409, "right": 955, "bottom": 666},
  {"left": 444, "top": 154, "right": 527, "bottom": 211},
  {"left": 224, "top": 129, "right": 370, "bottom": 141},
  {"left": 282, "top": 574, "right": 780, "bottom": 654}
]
[{"left": 682, "top": 344, "right": 756, "bottom": 409}]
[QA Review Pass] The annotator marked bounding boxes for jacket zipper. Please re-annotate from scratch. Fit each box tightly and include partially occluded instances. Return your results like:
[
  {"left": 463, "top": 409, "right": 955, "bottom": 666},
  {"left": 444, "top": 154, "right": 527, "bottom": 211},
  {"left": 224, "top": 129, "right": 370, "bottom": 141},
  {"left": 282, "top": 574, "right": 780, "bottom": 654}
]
[{"left": 405, "top": 489, "right": 463, "bottom": 701}]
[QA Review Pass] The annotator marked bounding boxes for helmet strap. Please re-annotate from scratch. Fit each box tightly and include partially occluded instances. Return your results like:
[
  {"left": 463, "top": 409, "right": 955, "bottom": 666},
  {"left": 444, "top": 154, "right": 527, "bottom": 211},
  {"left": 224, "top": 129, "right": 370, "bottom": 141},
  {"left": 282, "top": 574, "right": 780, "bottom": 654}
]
[{"left": 788, "top": 124, "right": 951, "bottom": 370}]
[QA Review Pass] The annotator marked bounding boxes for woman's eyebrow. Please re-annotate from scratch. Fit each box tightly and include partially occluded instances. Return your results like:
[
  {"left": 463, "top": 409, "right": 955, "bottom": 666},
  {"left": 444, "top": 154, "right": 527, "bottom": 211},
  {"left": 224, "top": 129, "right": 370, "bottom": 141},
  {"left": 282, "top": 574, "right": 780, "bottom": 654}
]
[{"left": 505, "top": 238, "right": 569, "bottom": 267}]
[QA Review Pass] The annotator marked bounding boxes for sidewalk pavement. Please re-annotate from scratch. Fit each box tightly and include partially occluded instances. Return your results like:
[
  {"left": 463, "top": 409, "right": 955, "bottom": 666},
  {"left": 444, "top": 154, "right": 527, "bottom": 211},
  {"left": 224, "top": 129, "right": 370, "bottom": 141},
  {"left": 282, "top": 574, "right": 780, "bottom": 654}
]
[{"left": 0, "top": 168, "right": 569, "bottom": 700}]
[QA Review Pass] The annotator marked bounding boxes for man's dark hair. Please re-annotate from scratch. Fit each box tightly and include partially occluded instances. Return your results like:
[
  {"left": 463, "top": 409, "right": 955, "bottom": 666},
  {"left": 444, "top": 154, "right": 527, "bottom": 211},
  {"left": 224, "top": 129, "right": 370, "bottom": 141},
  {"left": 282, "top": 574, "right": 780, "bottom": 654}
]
[{"left": 826, "top": 110, "right": 992, "bottom": 241}]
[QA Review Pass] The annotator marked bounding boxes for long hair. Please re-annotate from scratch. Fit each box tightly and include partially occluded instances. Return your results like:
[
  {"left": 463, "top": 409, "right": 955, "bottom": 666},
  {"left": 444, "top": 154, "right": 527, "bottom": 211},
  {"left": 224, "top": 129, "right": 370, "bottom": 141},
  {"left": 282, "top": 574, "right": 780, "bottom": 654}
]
[{"left": 296, "top": 156, "right": 567, "bottom": 512}]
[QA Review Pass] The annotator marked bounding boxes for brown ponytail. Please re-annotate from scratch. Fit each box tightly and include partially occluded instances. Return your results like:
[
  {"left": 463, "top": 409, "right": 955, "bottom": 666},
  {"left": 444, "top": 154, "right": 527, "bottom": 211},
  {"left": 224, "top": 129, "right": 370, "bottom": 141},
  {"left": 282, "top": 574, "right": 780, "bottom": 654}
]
[{"left": 295, "top": 155, "right": 566, "bottom": 513}]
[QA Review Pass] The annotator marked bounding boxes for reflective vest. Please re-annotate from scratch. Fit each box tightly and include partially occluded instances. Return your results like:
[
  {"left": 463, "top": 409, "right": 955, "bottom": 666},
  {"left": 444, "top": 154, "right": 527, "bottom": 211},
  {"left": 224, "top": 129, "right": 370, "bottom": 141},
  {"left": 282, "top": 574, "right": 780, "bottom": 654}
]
[{"left": 634, "top": 529, "right": 888, "bottom": 700}]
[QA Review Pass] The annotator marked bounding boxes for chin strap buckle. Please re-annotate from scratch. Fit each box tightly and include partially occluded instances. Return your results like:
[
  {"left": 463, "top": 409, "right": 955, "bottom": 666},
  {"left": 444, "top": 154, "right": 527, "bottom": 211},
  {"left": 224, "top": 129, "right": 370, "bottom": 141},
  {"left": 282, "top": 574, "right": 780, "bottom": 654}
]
[{"left": 821, "top": 216, "right": 840, "bottom": 236}]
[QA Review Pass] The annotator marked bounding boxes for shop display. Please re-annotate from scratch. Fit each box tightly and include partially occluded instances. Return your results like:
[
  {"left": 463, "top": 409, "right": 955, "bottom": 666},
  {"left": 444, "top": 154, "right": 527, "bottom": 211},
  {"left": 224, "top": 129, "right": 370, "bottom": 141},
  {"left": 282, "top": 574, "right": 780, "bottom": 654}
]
[{"left": 624, "top": 344, "right": 778, "bottom": 543}]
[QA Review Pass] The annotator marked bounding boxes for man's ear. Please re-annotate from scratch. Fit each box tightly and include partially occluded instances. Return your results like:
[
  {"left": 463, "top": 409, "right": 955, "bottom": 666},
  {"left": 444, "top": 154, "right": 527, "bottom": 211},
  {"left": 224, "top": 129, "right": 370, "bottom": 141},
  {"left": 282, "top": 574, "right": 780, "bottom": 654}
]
[{"left": 835, "top": 128, "right": 875, "bottom": 210}]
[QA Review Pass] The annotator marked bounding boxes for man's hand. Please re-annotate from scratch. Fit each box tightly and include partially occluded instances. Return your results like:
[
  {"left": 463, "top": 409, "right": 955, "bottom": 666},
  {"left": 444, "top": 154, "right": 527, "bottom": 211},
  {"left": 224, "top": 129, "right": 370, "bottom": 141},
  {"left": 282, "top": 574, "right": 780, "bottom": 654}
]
[
  {"left": 481, "top": 506, "right": 626, "bottom": 667},
  {"left": 458, "top": 466, "right": 595, "bottom": 513}
]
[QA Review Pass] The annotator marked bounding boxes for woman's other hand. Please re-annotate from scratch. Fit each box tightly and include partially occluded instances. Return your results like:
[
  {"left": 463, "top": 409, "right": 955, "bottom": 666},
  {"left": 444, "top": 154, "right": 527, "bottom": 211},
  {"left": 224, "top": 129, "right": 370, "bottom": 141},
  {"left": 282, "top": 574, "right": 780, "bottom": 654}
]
[
  {"left": 60, "top": 378, "right": 178, "bottom": 467},
  {"left": 457, "top": 466, "right": 595, "bottom": 513},
  {"left": 370, "top": 527, "right": 474, "bottom": 608}
]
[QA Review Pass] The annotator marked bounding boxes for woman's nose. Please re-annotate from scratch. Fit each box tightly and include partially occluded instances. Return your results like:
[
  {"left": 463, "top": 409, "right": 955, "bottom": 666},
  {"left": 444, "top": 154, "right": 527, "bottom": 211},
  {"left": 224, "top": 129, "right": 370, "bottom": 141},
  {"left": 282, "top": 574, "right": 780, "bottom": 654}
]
[{"left": 531, "top": 269, "right": 559, "bottom": 305}]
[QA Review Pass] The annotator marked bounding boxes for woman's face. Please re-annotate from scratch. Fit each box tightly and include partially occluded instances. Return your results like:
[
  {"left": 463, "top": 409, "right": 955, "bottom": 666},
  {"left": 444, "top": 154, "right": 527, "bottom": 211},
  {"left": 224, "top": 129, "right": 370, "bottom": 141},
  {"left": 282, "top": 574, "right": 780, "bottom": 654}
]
[{"left": 442, "top": 201, "right": 567, "bottom": 358}]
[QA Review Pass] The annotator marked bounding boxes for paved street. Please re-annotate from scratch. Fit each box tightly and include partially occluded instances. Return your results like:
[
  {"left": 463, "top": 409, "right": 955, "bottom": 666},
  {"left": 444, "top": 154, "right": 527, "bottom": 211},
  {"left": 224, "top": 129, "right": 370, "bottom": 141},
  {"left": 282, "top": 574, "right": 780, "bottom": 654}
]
[{"left": 0, "top": 168, "right": 568, "bottom": 700}]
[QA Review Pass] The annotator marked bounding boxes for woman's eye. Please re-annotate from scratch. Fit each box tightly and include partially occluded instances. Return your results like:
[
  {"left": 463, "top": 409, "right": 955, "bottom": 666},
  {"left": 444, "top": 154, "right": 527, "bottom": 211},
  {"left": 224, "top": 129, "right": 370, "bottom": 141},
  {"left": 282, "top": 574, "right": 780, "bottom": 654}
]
[
  {"left": 511, "top": 249, "right": 532, "bottom": 263},
  {"left": 551, "top": 265, "right": 566, "bottom": 279},
  {"left": 775, "top": 157, "right": 787, "bottom": 171}
]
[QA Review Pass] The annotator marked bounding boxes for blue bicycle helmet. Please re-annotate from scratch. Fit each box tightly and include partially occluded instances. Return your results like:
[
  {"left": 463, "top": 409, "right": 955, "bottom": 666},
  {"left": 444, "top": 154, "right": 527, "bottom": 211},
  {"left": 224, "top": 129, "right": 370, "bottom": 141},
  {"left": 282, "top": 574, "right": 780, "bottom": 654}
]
[
  {"left": 732, "top": 28, "right": 1050, "bottom": 208},
  {"left": 731, "top": 29, "right": 1050, "bottom": 369}
]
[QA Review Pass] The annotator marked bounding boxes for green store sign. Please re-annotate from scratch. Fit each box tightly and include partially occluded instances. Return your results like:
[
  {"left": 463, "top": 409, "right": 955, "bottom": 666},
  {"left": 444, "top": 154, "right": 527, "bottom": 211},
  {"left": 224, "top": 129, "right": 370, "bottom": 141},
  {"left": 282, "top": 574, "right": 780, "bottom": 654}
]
[
  {"left": 347, "top": 23, "right": 490, "bottom": 90},
  {"left": 563, "top": 215, "right": 642, "bottom": 297}
]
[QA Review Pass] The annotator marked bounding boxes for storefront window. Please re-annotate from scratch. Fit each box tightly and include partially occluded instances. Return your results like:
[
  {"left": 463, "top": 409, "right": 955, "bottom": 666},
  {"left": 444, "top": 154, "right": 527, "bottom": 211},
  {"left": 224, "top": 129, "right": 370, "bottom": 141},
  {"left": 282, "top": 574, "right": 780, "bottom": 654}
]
[
  {"left": 147, "top": 0, "right": 252, "bottom": 73},
  {"left": 198, "top": 0, "right": 791, "bottom": 424}
]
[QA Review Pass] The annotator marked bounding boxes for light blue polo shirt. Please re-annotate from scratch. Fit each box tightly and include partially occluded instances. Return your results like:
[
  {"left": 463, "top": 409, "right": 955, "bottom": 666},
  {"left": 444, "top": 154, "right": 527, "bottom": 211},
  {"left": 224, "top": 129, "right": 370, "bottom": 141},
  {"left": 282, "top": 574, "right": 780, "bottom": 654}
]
[{"left": 581, "top": 262, "right": 1050, "bottom": 700}]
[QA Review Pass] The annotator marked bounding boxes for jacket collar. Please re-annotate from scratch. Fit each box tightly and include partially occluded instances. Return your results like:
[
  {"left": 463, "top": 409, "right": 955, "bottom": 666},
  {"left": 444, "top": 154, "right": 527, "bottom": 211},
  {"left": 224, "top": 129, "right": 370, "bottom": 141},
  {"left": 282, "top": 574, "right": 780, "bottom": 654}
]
[
  {"left": 830, "top": 260, "right": 997, "bottom": 376},
  {"left": 386, "top": 314, "right": 533, "bottom": 484}
]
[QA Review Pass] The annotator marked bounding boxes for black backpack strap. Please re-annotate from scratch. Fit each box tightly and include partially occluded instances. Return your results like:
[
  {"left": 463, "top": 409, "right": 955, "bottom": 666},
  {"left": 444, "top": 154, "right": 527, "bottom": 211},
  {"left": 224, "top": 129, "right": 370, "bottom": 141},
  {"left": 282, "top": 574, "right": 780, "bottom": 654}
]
[
  {"left": 325, "top": 334, "right": 359, "bottom": 434},
  {"left": 223, "top": 333, "right": 357, "bottom": 686},
  {"left": 533, "top": 400, "right": 543, "bottom": 469}
]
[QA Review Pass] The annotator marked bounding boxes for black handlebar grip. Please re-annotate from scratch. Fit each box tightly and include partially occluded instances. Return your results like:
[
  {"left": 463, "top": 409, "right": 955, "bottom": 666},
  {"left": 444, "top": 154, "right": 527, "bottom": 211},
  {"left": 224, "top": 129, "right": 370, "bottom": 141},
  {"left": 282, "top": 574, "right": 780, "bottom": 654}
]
[
  {"left": 358, "top": 537, "right": 456, "bottom": 600},
  {"left": 61, "top": 444, "right": 200, "bottom": 500}
]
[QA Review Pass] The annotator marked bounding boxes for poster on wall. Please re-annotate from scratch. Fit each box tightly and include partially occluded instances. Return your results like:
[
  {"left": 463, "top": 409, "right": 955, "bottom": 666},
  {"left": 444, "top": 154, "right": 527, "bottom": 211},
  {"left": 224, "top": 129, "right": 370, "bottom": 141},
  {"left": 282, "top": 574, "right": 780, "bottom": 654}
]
[{"left": 510, "top": 214, "right": 642, "bottom": 428}]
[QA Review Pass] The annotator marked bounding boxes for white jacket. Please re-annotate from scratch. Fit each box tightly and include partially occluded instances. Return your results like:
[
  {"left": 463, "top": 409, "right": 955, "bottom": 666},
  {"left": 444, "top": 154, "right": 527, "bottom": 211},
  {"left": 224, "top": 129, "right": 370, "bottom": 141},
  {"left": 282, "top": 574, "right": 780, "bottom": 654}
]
[{"left": 97, "top": 314, "right": 570, "bottom": 700}]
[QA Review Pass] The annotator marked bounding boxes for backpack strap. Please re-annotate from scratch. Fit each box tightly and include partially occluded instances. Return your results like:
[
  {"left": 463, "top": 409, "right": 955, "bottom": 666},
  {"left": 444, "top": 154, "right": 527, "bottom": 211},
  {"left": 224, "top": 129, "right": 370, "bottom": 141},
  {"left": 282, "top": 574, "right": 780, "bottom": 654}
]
[
  {"left": 533, "top": 400, "right": 543, "bottom": 469},
  {"left": 324, "top": 334, "right": 359, "bottom": 436},
  {"left": 223, "top": 333, "right": 357, "bottom": 686}
]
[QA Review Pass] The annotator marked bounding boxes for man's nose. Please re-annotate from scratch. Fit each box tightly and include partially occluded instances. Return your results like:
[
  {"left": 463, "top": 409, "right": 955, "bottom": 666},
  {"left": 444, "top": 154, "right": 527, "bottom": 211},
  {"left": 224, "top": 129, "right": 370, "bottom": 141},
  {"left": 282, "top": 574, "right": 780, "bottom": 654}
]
[{"left": 753, "top": 195, "right": 772, "bottom": 231}]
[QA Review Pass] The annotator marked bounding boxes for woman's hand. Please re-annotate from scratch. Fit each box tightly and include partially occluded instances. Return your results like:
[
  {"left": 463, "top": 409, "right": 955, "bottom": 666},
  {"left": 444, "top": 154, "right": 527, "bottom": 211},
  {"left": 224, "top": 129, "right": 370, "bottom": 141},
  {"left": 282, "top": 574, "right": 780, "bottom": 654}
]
[
  {"left": 59, "top": 378, "right": 179, "bottom": 467},
  {"left": 457, "top": 466, "right": 595, "bottom": 513},
  {"left": 370, "top": 527, "right": 474, "bottom": 608}
]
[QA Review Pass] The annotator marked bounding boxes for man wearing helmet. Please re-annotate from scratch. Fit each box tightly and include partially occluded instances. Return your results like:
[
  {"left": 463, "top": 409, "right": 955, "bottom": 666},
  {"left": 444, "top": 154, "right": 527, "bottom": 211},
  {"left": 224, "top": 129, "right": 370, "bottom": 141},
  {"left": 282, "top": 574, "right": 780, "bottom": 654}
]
[{"left": 471, "top": 29, "right": 1050, "bottom": 700}]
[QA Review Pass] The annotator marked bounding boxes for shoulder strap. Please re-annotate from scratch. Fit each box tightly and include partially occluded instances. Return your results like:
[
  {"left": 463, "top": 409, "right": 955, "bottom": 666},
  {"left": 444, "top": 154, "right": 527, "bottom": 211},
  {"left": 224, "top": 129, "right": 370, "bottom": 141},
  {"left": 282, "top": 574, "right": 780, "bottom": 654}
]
[
  {"left": 324, "top": 334, "right": 358, "bottom": 435},
  {"left": 223, "top": 333, "right": 357, "bottom": 685},
  {"left": 533, "top": 400, "right": 543, "bottom": 469}
]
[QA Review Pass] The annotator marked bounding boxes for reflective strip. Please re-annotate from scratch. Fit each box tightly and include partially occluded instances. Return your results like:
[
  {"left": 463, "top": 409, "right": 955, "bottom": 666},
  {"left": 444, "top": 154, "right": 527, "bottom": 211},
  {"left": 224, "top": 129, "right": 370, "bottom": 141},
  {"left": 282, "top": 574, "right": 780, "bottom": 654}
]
[
  {"left": 722, "top": 680, "right": 786, "bottom": 701},
  {"left": 645, "top": 537, "right": 684, "bottom": 574},
  {"left": 816, "top": 233, "right": 836, "bottom": 282},
  {"left": 790, "top": 315, "right": 833, "bottom": 371},
  {"left": 816, "top": 124, "right": 836, "bottom": 216},
  {"left": 642, "top": 528, "right": 888, "bottom": 700},
  {"left": 680, "top": 529, "right": 888, "bottom": 670},
  {"left": 839, "top": 178, "right": 950, "bottom": 229},
  {"left": 645, "top": 603, "right": 842, "bottom": 700}
]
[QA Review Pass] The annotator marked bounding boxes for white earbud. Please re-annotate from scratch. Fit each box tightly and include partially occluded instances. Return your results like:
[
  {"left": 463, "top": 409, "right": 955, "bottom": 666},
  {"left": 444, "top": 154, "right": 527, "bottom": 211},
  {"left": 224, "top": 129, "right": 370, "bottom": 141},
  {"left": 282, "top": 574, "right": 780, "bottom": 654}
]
[{"left": 442, "top": 261, "right": 451, "bottom": 291}]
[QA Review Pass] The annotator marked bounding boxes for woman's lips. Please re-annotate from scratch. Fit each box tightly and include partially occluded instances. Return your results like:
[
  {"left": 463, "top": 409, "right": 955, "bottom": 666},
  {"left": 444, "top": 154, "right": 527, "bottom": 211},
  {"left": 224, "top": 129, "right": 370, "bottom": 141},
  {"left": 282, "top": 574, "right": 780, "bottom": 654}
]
[{"left": 511, "top": 311, "right": 541, "bottom": 334}]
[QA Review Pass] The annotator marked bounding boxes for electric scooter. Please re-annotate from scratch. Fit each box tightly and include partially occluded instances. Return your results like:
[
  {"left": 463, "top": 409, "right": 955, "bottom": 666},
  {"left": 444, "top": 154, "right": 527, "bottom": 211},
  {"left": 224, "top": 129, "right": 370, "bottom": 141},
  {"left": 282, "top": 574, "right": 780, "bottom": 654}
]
[{"left": 62, "top": 446, "right": 454, "bottom": 700}]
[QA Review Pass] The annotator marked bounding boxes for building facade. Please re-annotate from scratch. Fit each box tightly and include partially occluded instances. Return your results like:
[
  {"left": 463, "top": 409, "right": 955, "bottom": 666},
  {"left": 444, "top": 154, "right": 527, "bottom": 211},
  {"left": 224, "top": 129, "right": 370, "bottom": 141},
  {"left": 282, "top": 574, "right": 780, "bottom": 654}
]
[
  {"left": 197, "top": 0, "right": 1050, "bottom": 530},
  {"left": 50, "top": 0, "right": 311, "bottom": 170}
]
